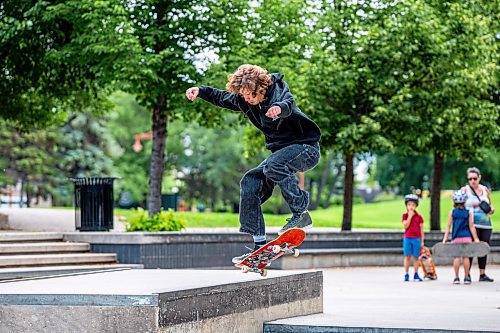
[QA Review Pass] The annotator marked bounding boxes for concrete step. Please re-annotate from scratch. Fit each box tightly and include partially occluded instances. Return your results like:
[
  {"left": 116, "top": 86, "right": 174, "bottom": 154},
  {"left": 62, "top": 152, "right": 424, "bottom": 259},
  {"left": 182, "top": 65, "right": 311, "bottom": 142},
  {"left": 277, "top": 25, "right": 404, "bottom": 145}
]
[
  {"left": 0, "top": 269, "right": 322, "bottom": 333},
  {"left": 0, "top": 253, "right": 117, "bottom": 268},
  {"left": 0, "top": 264, "right": 144, "bottom": 281},
  {"left": 0, "top": 242, "right": 90, "bottom": 254},
  {"left": 0, "top": 232, "right": 63, "bottom": 243}
]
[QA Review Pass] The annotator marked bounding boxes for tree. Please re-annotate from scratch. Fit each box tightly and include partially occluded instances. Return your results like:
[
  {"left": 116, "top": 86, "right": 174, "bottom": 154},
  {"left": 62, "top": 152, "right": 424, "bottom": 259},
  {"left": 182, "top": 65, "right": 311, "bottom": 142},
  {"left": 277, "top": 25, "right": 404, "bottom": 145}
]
[
  {"left": 2, "top": 0, "right": 253, "bottom": 215},
  {"left": 0, "top": 1, "right": 112, "bottom": 127},
  {"left": 368, "top": 1, "right": 499, "bottom": 230},
  {"left": 0, "top": 121, "right": 61, "bottom": 206},
  {"left": 0, "top": 112, "right": 118, "bottom": 206},
  {"left": 304, "top": 1, "right": 395, "bottom": 230}
]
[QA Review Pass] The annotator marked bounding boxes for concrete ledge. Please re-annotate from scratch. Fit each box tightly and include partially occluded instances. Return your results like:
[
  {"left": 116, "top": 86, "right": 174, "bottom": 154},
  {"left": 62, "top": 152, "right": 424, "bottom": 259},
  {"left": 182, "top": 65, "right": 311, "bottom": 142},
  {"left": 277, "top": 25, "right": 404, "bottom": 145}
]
[
  {"left": 0, "top": 305, "right": 159, "bottom": 332},
  {"left": 0, "top": 264, "right": 143, "bottom": 281},
  {"left": 0, "top": 253, "right": 117, "bottom": 267},
  {"left": 276, "top": 247, "right": 500, "bottom": 269},
  {"left": 0, "top": 269, "right": 323, "bottom": 333},
  {"left": 0, "top": 242, "right": 89, "bottom": 254},
  {"left": 65, "top": 230, "right": 500, "bottom": 245},
  {"left": 62, "top": 231, "right": 500, "bottom": 269},
  {"left": 264, "top": 324, "right": 497, "bottom": 333},
  {"left": 0, "top": 232, "right": 62, "bottom": 242}
]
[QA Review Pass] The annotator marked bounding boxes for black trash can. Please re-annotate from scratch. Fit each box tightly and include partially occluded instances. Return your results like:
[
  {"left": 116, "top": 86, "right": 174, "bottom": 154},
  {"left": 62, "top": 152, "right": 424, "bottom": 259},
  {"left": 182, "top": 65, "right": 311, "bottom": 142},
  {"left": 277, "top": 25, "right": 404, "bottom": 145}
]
[
  {"left": 161, "top": 193, "right": 179, "bottom": 211},
  {"left": 70, "top": 177, "right": 118, "bottom": 231}
]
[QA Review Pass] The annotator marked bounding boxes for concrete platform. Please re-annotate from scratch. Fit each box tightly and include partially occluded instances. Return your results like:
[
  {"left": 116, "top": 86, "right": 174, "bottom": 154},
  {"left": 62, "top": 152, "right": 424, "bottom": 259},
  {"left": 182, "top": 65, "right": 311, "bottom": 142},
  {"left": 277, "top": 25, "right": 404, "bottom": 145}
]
[
  {"left": 266, "top": 265, "right": 500, "bottom": 333},
  {"left": 0, "top": 253, "right": 117, "bottom": 267},
  {"left": 0, "top": 269, "right": 323, "bottom": 333},
  {"left": 0, "top": 264, "right": 143, "bottom": 281}
]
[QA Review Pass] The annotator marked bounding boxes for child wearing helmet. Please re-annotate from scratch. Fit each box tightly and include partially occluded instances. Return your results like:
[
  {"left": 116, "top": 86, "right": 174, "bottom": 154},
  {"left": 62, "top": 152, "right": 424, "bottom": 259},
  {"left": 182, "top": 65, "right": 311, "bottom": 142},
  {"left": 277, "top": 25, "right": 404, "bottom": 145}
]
[
  {"left": 402, "top": 194, "right": 424, "bottom": 282},
  {"left": 442, "top": 190, "right": 480, "bottom": 285}
]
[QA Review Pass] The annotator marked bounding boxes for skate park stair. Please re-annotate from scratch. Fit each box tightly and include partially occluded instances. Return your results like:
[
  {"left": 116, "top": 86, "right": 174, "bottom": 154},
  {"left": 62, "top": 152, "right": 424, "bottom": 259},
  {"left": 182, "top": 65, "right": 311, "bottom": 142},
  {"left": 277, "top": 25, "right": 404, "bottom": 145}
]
[
  {"left": 0, "top": 232, "right": 142, "bottom": 280},
  {"left": 0, "top": 269, "right": 323, "bottom": 333}
]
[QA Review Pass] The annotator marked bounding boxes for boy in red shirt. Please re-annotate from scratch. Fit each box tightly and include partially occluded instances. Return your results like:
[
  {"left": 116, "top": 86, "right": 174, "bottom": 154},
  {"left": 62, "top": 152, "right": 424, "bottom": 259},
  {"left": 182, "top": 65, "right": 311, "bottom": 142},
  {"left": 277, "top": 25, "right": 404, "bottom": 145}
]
[{"left": 402, "top": 194, "right": 424, "bottom": 282}]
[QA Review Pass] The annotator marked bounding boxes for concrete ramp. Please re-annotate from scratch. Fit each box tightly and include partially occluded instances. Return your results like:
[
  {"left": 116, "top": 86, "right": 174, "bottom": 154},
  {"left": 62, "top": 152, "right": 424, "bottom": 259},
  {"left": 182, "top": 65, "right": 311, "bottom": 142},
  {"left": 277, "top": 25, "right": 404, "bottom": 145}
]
[{"left": 0, "top": 269, "right": 322, "bottom": 333}]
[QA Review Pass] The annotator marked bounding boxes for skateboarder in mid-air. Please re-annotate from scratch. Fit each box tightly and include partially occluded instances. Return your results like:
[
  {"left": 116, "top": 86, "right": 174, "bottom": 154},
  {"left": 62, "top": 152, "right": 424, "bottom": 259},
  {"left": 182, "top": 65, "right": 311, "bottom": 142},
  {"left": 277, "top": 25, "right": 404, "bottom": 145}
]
[
  {"left": 442, "top": 190, "right": 480, "bottom": 285},
  {"left": 186, "top": 64, "right": 321, "bottom": 263}
]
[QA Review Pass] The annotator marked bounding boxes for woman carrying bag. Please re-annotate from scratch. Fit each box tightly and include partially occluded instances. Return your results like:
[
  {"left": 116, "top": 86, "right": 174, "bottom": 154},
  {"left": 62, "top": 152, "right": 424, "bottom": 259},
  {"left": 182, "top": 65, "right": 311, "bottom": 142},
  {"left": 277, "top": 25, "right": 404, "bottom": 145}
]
[{"left": 461, "top": 167, "right": 495, "bottom": 282}]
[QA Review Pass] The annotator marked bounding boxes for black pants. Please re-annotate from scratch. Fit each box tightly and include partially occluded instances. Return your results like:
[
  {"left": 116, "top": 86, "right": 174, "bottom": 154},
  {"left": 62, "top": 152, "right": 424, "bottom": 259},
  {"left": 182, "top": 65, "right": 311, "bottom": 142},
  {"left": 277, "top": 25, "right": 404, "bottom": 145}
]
[{"left": 469, "top": 228, "right": 492, "bottom": 270}]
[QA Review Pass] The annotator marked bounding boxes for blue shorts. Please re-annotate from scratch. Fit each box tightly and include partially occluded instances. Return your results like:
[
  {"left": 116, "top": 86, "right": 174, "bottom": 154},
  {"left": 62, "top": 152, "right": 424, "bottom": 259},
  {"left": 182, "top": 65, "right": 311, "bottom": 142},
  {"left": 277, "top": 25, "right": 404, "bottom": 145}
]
[{"left": 403, "top": 237, "right": 421, "bottom": 257}]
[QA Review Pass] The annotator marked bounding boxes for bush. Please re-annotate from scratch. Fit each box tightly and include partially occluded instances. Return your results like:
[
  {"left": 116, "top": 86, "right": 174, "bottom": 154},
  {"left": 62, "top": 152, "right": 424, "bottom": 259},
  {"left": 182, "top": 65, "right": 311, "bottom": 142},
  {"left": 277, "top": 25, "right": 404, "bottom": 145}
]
[{"left": 126, "top": 208, "right": 187, "bottom": 232}]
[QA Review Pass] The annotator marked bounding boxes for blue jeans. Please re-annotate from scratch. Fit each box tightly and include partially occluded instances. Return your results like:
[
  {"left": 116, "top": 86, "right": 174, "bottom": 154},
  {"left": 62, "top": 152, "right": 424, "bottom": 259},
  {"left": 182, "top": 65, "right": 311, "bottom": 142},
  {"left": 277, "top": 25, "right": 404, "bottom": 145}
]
[{"left": 239, "top": 143, "right": 320, "bottom": 236}]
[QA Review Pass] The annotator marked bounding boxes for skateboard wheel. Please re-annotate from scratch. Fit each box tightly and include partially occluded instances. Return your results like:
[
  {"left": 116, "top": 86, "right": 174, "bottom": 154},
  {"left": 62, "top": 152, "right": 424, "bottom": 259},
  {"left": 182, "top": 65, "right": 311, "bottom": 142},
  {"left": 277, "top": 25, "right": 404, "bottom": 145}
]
[
  {"left": 260, "top": 269, "right": 268, "bottom": 277},
  {"left": 293, "top": 249, "right": 300, "bottom": 257},
  {"left": 272, "top": 245, "right": 281, "bottom": 254},
  {"left": 241, "top": 266, "right": 249, "bottom": 273}
]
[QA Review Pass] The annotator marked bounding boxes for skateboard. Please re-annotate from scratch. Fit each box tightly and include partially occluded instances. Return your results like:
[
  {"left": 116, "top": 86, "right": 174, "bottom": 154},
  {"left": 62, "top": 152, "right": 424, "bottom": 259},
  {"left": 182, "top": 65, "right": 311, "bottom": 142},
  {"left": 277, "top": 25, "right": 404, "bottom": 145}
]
[
  {"left": 235, "top": 228, "right": 306, "bottom": 277},
  {"left": 432, "top": 241, "right": 490, "bottom": 258},
  {"left": 419, "top": 246, "right": 437, "bottom": 280}
]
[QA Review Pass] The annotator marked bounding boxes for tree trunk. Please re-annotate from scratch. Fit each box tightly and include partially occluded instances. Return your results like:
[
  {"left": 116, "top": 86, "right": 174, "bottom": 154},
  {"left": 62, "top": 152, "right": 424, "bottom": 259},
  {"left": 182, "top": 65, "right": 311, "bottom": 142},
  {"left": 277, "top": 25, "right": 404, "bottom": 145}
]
[
  {"left": 323, "top": 163, "right": 343, "bottom": 209},
  {"left": 310, "top": 156, "right": 333, "bottom": 210},
  {"left": 19, "top": 177, "right": 25, "bottom": 208},
  {"left": 26, "top": 181, "right": 31, "bottom": 208},
  {"left": 148, "top": 97, "right": 168, "bottom": 216},
  {"left": 341, "top": 154, "right": 354, "bottom": 231},
  {"left": 430, "top": 151, "right": 444, "bottom": 231}
]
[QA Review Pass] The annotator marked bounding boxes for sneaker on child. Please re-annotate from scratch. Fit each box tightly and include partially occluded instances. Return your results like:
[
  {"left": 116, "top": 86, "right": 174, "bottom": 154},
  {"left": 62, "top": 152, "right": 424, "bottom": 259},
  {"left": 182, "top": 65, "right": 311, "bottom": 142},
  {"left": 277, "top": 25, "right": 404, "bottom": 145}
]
[
  {"left": 453, "top": 277, "right": 460, "bottom": 285},
  {"left": 413, "top": 273, "right": 422, "bottom": 282},
  {"left": 404, "top": 273, "right": 410, "bottom": 282}
]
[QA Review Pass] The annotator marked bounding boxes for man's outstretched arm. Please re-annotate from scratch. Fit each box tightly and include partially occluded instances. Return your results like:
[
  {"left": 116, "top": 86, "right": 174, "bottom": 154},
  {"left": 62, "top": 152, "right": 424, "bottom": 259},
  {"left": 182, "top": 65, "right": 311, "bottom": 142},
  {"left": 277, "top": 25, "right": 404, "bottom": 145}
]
[{"left": 186, "top": 86, "right": 242, "bottom": 112}]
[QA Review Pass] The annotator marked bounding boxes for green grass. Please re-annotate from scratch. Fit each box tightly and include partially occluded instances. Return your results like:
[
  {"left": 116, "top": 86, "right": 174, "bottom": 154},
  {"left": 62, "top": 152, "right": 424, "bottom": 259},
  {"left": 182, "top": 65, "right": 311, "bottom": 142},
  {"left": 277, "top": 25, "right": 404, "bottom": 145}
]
[{"left": 115, "top": 191, "right": 499, "bottom": 231}]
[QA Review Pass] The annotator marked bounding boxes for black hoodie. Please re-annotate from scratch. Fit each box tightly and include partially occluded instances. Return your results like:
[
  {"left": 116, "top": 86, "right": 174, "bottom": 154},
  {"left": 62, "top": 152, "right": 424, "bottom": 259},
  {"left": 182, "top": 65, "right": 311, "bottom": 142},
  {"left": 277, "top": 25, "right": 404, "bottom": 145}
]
[{"left": 199, "top": 73, "right": 321, "bottom": 152}]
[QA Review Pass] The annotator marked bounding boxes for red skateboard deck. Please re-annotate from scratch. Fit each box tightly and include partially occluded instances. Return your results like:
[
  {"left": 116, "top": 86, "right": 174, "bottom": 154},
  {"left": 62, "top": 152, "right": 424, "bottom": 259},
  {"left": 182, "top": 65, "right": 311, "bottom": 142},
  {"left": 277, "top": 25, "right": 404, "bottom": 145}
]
[
  {"left": 235, "top": 228, "right": 306, "bottom": 276},
  {"left": 419, "top": 246, "right": 437, "bottom": 280}
]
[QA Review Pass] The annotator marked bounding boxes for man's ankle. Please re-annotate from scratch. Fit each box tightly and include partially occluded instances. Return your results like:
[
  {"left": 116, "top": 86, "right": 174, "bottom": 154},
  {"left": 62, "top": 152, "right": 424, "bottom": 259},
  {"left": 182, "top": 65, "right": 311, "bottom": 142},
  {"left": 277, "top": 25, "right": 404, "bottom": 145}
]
[
  {"left": 253, "top": 234, "right": 266, "bottom": 246},
  {"left": 254, "top": 240, "right": 266, "bottom": 249}
]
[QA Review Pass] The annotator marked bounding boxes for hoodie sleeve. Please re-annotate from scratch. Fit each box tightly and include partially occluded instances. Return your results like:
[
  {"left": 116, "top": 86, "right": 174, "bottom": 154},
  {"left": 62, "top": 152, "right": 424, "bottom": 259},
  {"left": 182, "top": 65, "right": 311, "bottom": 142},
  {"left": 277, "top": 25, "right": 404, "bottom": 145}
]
[
  {"left": 198, "top": 86, "right": 243, "bottom": 112},
  {"left": 271, "top": 80, "right": 296, "bottom": 118}
]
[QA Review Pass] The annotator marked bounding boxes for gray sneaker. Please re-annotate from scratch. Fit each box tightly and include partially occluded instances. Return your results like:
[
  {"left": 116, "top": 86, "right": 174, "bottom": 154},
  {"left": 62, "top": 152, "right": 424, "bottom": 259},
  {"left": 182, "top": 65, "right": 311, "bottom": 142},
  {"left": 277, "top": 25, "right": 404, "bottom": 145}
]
[{"left": 278, "top": 211, "right": 313, "bottom": 235}]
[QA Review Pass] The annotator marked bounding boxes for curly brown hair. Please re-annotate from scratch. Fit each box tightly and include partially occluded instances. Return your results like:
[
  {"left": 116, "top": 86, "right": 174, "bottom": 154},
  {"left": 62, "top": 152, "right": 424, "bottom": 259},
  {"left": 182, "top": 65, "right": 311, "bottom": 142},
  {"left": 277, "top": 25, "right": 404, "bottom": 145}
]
[{"left": 226, "top": 64, "right": 272, "bottom": 97}]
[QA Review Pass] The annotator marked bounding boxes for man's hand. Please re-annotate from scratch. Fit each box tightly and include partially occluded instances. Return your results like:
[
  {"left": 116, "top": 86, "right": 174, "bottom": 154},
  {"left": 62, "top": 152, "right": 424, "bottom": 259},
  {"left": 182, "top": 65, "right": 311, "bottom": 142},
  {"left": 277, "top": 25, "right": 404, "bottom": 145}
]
[
  {"left": 186, "top": 87, "right": 199, "bottom": 101},
  {"left": 265, "top": 105, "right": 282, "bottom": 119}
]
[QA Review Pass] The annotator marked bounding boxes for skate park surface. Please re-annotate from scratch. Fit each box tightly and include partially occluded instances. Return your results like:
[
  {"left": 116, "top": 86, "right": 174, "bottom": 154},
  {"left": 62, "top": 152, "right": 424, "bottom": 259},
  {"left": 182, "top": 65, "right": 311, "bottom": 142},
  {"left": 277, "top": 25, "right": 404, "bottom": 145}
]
[
  {"left": 1, "top": 208, "right": 499, "bottom": 332},
  {"left": 266, "top": 265, "right": 500, "bottom": 333},
  {"left": 0, "top": 265, "right": 498, "bottom": 332}
]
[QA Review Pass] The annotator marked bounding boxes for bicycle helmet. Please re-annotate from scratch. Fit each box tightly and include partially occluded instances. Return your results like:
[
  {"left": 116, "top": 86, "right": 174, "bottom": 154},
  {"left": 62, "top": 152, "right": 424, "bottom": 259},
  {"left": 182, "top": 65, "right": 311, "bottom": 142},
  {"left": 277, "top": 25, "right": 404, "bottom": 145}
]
[
  {"left": 452, "top": 190, "right": 467, "bottom": 204},
  {"left": 404, "top": 194, "right": 419, "bottom": 206}
]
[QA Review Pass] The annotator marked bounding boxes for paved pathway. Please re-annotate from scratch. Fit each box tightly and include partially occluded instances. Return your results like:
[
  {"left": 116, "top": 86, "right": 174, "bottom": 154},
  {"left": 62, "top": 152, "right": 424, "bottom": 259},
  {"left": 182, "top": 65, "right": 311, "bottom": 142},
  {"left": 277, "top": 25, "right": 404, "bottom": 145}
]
[
  {"left": 0, "top": 207, "right": 125, "bottom": 232},
  {"left": 270, "top": 265, "right": 500, "bottom": 332}
]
